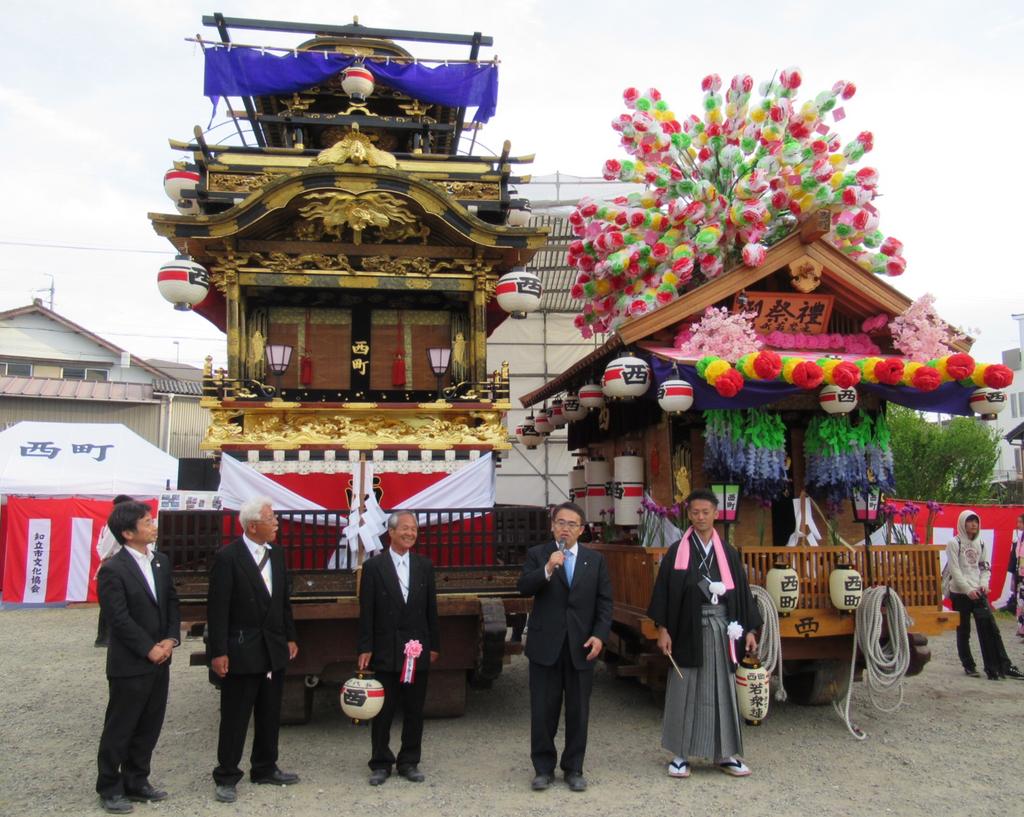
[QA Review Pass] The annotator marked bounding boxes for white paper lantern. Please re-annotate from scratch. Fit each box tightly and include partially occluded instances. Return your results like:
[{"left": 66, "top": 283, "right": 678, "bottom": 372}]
[
  {"left": 533, "top": 409, "right": 553, "bottom": 434},
  {"left": 819, "top": 384, "right": 858, "bottom": 414},
  {"left": 515, "top": 418, "right": 542, "bottom": 449},
  {"left": 612, "top": 455, "right": 644, "bottom": 526},
  {"left": 970, "top": 388, "right": 1007, "bottom": 416},
  {"left": 602, "top": 355, "right": 651, "bottom": 399},
  {"left": 341, "top": 674, "right": 385, "bottom": 721},
  {"left": 578, "top": 384, "right": 605, "bottom": 409},
  {"left": 829, "top": 564, "right": 863, "bottom": 611},
  {"left": 765, "top": 563, "right": 800, "bottom": 615},
  {"left": 495, "top": 268, "right": 542, "bottom": 318},
  {"left": 735, "top": 657, "right": 770, "bottom": 725},
  {"left": 341, "top": 62, "right": 375, "bottom": 100},
  {"left": 549, "top": 399, "right": 567, "bottom": 428},
  {"left": 157, "top": 255, "right": 210, "bottom": 311},
  {"left": 562, "top": 394, "right": 588, "bottom": 422},
  {"left": 657, "top": 379, "right": 694, "bottom": 413},
  {"left": 163, "top": 168, "right": 199, "bottom": 207},
  {"left": 568, "top": 464, "right": 586, "bottom": 504},
  {"left": 584, "top": 458, "right": 612, "bottom": 522}
]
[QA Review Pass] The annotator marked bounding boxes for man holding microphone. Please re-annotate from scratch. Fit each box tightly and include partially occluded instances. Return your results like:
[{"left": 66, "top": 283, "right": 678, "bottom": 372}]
[{"left": 517, "top": 502, "right": 613, "bottom": 793}]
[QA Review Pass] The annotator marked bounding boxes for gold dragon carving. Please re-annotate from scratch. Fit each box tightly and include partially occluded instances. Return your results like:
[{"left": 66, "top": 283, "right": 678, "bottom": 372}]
[
  {"left": 296, "top": 191, "right": 427, "bottom": 245},
  {"left": 313, "top": 126, "right": 398, "bottom": 169}
]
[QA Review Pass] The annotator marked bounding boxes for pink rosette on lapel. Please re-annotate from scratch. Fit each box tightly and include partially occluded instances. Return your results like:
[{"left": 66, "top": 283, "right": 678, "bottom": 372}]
[{"left": 401, "top": 639, "right": 423, "bottom": 684}]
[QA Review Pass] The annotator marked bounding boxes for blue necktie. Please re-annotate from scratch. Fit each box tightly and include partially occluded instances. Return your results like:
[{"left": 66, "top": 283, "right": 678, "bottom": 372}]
[{"left": 564, "top": 550, "right": 575, "bottom": 586}]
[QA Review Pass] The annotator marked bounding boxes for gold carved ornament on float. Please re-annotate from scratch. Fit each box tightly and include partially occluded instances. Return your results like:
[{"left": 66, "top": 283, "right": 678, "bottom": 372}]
[{"left": 296, "top": 191, "right": 428, "bottom": 245}]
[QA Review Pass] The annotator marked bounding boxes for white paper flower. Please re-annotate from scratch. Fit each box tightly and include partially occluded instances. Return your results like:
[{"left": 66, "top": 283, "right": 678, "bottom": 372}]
[{"left": 727, "top": 621, "right": 744, "bottom": 641}]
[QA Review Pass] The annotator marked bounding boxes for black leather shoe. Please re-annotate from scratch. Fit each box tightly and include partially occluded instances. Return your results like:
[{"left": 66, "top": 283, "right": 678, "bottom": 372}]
[
  {"left": 125, "top": 784, "right": 167, "bottom": 802},
  {"left": 252, "top": 768, "right": 299, "bottom": 786},
  {"left": 531, "top": 773, "right": 555, "bottom": 791},
  {"left": 214, "top": 784, "right": 236, "bottom": 803},
  {"left": 1005, "top": 665, "right": 1024, "bottom": 680},
  {"left": 100, "top": 795, "right": 134, "bottom": 814},
  {"left": 369, "top": 768, "right": 390, "bottom": 786},
  {"left": 565, "top": 771, "right": 588, "bottom": 792},
  {"left": 964, "top": 667, "right": 980, "bottom": 678},
  {"left": 398, "top": 765, "right": 425, "bottom": 782},
  {"left": 986, "top": 670, "right": 1001, "bottom": 681}
]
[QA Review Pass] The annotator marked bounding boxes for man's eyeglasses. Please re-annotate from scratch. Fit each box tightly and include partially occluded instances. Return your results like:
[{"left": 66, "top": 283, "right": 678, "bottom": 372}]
[{"left": 553, "top": 519, "right": 582, "bottom": 530}]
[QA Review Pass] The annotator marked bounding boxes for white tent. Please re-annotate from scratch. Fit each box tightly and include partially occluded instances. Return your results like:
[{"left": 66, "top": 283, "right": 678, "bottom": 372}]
[{"left": 0, "top": 422, "right": 177, "bottom": 497}]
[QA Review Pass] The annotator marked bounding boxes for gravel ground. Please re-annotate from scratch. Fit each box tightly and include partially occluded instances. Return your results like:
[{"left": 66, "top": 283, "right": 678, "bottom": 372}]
[{"left": 1, "top": 607, "right": 1022, "bottom": 817}]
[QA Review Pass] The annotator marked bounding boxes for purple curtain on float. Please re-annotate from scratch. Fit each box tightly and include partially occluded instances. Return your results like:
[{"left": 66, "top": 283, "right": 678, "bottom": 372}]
[{"left": 203, "top": 46, "right": 499, "bottom": 123}]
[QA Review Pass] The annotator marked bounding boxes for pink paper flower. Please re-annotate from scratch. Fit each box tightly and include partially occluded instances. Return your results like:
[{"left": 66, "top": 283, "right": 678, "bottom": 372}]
[{"left": 404, "top": 640, "right": 423, "bottom": 659}]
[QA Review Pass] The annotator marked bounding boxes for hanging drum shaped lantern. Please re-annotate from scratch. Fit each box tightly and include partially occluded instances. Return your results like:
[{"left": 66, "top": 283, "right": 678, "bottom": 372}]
[
  {"left": 163, "top": 167, "right": 200, "bottom": 209},
  {"left": 495, "top": 267, "right": 542, "bottom": 318},
  {"left": 340, "top": 673, "right": 385, "bottom": 722},
  {"left": 603, "top": 354, "right": 651, "bottom": 399},
  {"left": 819, "top": 384, "right": 858, "bottom": 414},
  {"left": 578, "top": 383, "right": 605, "bottom": 409},
  {"left": 612, "top": 454, "right": 644, "bottom": 526},
  {"left": 341, "top": 61, "right": 375, "bottom": 100},
  {"left": 533, "top": 409, "right": 553, "bottom": 434},
  {"left": 657, "top": 379, "right": 694, "bottom": 413},
  {"left": 735, "top": 657, "right": 770, "bottom": 725},
  {"left": 765, "top": 562, "right": 800, "bottom": 615},
  {"left": 969, "top": 388, "right": 1007, "bottom": 417},
  {"left": 568, "top": 463, "right": 586, "bottom": 504},
  {"left": 157, "top": 255, "right": 209, "bottom": 311},
  {"left": 517, "top": 418, "right": 542, "bottom": 449},
  {"left": 584, "top": 457, "right": 613, "bottom": 522},
  {"left": 549, "top": 399, "right": 567, "bottom": 428},
  {"left": 562, "top": 394, "right": 588, "bottom": 422},
  {"left": 829, "top": 563, "right": 863, "bottom": 611}
]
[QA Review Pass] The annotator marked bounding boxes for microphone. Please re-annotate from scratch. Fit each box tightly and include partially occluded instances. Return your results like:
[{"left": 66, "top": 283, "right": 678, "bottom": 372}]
[{"left": 554, "top": 537, "right": 566, "bottom": 569}]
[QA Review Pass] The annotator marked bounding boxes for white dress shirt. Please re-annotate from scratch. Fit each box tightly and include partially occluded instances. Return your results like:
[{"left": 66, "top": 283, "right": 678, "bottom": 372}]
[
  {"left": 243, "top": 534, "right": 273, "bottom": 594},
  {"left": 390, "top": 547, "right": 410, "bottom": 602},
  {"left": 545, "top": 542, "right": 579, "bottom": 580},
  {"left": 126, "top": 544, "right": 157, "bottom": 600}
]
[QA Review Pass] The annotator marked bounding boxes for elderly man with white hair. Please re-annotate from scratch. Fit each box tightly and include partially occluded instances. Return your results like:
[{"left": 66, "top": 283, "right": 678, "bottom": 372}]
[{"left": 207, "top": 496, "right": 299, "bottom": 804}]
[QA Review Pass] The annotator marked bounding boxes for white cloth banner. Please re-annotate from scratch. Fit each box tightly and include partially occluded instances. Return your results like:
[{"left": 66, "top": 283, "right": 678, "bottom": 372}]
[
  {"left": 67, "top": 517, "right": 94, "bottom": 602},
  {"left": 395, "top": 453, "right": 495, "bottom": 525},
  {"left": 24, "top": 518, "right": 51, "bottom": 603},
  {"left": 217, "top": 454, "right": 328, "bottom": 514}
]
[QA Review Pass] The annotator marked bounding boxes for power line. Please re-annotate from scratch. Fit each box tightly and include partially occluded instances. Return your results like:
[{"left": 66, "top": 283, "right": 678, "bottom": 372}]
[
  {"left": 0, "top": 325, "right": 222, "bottom": 342},
  {"left": 0, "top": 239, "right": 168, "bottom": 255}
]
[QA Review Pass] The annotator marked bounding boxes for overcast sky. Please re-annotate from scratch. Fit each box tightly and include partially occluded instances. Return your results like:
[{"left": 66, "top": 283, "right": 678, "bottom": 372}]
[{"left": 1, "top": 0, "right": 1021, "bottom": 370}]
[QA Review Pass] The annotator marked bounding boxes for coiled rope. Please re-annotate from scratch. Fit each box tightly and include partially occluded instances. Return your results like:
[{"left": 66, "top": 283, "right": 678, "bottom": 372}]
[
  {"left": 750, "top": 585, "right": 787, "bottom": 702},
  {"left": 833, "top": 584, "right": 914, "bottom": 740}
]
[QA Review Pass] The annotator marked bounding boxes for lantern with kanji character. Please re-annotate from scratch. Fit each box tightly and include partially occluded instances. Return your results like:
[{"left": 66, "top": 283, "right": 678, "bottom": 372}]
[
  {"left": 819, "top": 385, "right": 858, "bottom": 414},
  {"left": 829, "top": 564, "right": 863, "bottom": 611},
  {"left": 735, "top": 657, "right": 770, "bottom": 725},
  {"left": 340, "top": 673, "right": 385, "bottom": 722},
  {"left": 602, "top": 354, "right": 651, "bottom": 399},
  {"left": 157, "top": 255, "right": 209, "bottom": 311},
  {"left": 495, "top": 268, "right": 542, "bottom": 318}
]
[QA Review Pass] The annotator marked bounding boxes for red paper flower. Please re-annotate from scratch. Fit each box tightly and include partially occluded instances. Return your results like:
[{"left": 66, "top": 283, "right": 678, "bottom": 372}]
[
  {"left": 912, "top": 366, "right": 942, "bottom": 391},
  {"left": 874, "top": 358, "right": 904, "bottom": 385},
  {"left": 792, "top": 361, "right": 824, "bottom": 390},
  {"left": 983, "top": 364, "right": 1014, "bottom": 389},
  {"left": 753, "top": 350, "right": 783, "bottom": 379},
  {"left": 945, "top": 353, "right": 975, "bottom": 381},
  {"left": 831, "top": 361, "right": 862, "bottom": 389},
  {"left": 714, "top": 368, "right": 745, "bottom": 397}
]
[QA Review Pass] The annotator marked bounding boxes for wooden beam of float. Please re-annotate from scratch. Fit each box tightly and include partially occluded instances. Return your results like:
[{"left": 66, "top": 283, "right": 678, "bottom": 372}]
[{"left": 237, "top": 271, "right": 476, "bottom": 292}]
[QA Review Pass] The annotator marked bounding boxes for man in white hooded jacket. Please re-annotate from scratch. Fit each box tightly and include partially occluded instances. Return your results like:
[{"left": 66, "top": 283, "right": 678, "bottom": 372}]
[{"left": 946, "top": 509, "right": 1024, "bottom": 681}]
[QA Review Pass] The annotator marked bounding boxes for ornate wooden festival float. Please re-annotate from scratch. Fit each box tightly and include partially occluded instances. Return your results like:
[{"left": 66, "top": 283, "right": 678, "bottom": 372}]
[
  {"left": 519, "top": 72, "right": 1014, "bottom": 706},
  {"left": 148, "top": 13, "right": 550, "bottom": 719}
]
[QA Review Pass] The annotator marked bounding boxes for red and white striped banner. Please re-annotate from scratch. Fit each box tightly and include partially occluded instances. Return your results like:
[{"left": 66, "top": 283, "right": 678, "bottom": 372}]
[{"left": 1, "top": 497, "right": 155, "bottom": 604}]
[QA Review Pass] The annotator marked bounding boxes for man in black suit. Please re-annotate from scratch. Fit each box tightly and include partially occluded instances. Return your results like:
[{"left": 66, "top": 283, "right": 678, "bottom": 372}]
[
  {"left": 518, "top": 501, "right": 613, "bottom": 793},
  {"left": 208, "top": 497, "right": 299, "bottom": 803},
  {"left": 358, "top": 511, "right": 440, "bottom": 786},
  {"left": 95, "top": 501, "right": 180, "bottom": 814}
]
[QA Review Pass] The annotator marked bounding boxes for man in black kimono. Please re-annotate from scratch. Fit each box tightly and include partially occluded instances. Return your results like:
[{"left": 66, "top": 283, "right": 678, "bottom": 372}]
[{"left": 648, "top": 489, "right": 761, "bottom": 779}]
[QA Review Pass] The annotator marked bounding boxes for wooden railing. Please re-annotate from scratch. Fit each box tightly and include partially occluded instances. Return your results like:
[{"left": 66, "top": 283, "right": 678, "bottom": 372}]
[{"left": 589, "top": 543, "right": 945, "bottom": 616}]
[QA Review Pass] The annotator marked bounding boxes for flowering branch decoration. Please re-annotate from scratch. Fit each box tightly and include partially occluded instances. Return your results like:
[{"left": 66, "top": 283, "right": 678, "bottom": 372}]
[
  {"left": 889, "top": 294, "right": 964, "bottom": 361},
  {"left": 567, "top": 69, "right": 904, "bottom": 337}
]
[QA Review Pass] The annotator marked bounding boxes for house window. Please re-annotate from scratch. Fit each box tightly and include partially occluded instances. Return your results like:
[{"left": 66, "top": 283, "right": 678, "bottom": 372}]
[
  {"left": 63, "top": 367, "right": 86, "bottom": 380},
  {"left": 2, "top": 362, "right": 32, "bottom": 377},
  {"left": 86, "top": 369, "right": 108, "bottom": 382}
]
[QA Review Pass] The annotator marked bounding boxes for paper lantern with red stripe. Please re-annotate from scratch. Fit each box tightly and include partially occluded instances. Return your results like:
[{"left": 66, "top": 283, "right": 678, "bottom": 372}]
[
  {"left": 613, "top": 455, "right": 644, "bottom": 525},
  {"left": 341, "top": 62, "right": 375, "bottom": 100},
  {"left": 602, "top": 354, "right": 651, "bottom": 399},
  {"left": 562, "top": 394, "right": 588, "bottom": 422},
  {"left": 163, "top": 167, "right": 200, "bottom": 214},
  {"left": 657, "top": 379, "right": 694, "bottom": 413},
  {"left": 549, "top": 399, "right": 567, "bottom": 428},
  {"left": 157, "top": 255, "right": 209, "bottom": 311},
  {"left": 584, "top": 458, "right": 613, "bottom": 521},
  {"left": 533, "top": 409, "right": 554, "bottom": 434},
  {"left": 578, "top": 383, "right": 605, "bottom": 409},
  {"left": 970, "top": 388, "right": 1007, "bottom": 417},
  {"left": 515, "top": 418, "right": 542, "bottom": 449},
  {"left": 341, "top": 674, "right": 385, "bottom": 721},
  {"left": 495, "top": 268, "right": 542, "bottom": 318},
  {"left": 819, "top": 384, "right": 858, "bottom": 414}
]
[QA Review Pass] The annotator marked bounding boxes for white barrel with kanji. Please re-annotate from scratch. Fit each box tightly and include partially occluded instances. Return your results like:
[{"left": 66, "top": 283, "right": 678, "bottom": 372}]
[
  {"left": 584, "top": 458, "right": 612, "bottom": 522},
  {"left": 612, "top": 455, "right": 644, "bottom": 526},
  {"left": 568, "top": 464, "right": 586, "bottom": 504}
]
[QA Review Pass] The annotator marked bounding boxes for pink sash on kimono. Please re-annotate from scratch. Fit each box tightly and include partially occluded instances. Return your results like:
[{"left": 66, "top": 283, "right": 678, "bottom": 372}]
[{"left": 673, "top": 526, "right": 734, "bottom": 590}]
